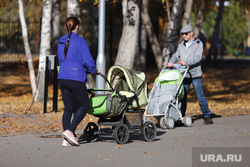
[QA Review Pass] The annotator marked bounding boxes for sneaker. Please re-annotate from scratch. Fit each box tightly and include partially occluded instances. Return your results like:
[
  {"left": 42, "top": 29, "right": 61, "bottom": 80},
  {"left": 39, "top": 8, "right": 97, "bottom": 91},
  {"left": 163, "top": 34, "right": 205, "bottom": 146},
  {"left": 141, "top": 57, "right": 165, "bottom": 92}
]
[
  {"left": 62, "top": 139, "right": 70, "bottom": 147},
  {"left": 62, "top": 130, "right": 79, "bottom": 146},
  {"left": 203, "top": 117, "right": 214, "bottom": 125}
]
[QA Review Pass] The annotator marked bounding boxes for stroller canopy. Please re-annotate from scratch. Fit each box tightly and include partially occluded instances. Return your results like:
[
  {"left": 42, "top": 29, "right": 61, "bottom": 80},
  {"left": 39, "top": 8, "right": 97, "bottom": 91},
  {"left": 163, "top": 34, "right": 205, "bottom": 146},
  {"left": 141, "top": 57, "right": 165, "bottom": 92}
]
[{"left": 107, "top": 65, "right": 148, "bottom": 107}]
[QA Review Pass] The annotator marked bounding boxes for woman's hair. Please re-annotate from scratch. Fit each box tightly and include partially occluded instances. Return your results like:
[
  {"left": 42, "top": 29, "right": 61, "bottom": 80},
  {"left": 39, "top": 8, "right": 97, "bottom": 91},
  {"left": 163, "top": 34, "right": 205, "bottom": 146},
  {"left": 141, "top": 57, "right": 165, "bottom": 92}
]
[{"left": 64, "top": 17, "right": 80, "bottom": 58}]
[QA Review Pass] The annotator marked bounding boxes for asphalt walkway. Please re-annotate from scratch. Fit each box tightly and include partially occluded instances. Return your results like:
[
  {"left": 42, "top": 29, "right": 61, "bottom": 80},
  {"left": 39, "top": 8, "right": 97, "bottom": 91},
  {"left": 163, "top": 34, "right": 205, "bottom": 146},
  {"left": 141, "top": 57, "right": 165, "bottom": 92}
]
[{"left": 1, "top": 115, "right": 249, "bottom": 167}]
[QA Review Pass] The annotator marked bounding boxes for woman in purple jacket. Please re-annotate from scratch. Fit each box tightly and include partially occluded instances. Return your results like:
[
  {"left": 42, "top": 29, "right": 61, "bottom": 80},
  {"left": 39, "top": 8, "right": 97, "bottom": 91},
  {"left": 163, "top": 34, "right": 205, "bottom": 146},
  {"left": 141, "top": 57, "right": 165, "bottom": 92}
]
[{"left": 58, "top": 17, "right": 98, "bottom": 146}]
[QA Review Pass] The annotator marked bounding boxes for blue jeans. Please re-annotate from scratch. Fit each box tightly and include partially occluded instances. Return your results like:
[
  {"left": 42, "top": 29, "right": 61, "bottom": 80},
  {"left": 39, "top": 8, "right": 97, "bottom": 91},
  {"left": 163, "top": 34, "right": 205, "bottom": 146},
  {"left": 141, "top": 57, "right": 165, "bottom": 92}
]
[{"left": 180, "top": 78, "right": 211, "bottom": 117}]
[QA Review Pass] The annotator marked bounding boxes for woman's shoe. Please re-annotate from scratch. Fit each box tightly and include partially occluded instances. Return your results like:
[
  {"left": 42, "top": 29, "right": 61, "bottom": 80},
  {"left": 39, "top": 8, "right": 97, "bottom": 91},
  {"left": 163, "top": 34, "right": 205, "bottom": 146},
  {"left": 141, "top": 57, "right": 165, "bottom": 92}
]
[
  {"left": 62, "top": 130, "right": 79, "bottom": 146},
  {"left": 62, "top": 139, "right": 70, "bottom": 147}
]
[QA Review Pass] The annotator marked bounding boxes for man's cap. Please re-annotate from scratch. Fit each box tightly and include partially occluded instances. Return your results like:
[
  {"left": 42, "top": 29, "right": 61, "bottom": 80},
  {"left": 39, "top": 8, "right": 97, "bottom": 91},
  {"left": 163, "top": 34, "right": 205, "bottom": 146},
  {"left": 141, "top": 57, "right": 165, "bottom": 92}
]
[{"left": 181, "top": 25, "right": 193, "bottom": 33}]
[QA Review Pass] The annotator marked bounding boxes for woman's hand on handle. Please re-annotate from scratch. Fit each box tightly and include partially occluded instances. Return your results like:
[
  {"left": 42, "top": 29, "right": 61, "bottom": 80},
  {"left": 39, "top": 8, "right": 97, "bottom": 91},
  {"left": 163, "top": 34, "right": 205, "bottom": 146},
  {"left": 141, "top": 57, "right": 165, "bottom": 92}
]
[{"left": 93, "top": 70, "right": 100, "bottom": 75}]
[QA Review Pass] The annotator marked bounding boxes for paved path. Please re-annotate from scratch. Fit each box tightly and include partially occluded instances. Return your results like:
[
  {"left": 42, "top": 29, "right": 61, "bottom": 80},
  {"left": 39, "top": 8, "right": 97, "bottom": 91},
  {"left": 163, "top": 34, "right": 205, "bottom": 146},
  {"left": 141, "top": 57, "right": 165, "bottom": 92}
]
[{"left": 1, "top": 115, "right": 249, "bottom": 167}]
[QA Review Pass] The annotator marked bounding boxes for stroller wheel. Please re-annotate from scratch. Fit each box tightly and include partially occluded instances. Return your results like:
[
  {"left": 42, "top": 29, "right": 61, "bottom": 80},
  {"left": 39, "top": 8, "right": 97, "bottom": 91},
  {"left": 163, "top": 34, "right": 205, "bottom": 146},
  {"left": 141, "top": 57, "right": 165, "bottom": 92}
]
[
  {"left": 166, "top": 117, "right": 175, "bottom": 129},
  {"left": 159, "top": 117, "right": 167, "bottom": 129},
  {"left": 113, "top": 123, "right": 129, "bottom": 144},
  {"left": 142, "top": 121, "right": 157, "bottom": 142},
  {"left": 183, "top": 115, "right": 192, "bottom": 127},
  {"left": 83, "top": 122, "right": 99, "bottom": 142}
]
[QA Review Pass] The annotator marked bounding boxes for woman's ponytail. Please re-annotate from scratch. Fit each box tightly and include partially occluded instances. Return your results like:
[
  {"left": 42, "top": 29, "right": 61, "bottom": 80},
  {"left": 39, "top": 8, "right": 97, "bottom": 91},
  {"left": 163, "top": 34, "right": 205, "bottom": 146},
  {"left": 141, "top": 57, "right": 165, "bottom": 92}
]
[{"left": 64, "top": 17, "right": 80, "bottom": 59}]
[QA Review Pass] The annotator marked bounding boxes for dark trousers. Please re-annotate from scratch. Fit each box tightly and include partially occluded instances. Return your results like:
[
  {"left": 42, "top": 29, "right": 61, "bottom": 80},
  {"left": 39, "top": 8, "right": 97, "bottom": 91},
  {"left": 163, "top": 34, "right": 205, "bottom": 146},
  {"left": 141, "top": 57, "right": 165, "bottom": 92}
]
[{"left": 58, "top": 79, "right": 89, "bottom": 132}]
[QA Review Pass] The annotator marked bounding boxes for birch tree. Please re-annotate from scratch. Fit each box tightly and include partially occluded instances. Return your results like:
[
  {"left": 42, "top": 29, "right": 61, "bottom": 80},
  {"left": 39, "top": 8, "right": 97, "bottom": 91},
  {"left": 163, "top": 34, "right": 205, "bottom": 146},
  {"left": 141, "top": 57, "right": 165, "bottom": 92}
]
[
  {"left": 18, "top": 0, "right": 37, "bottom": 96},
  {"left": 141, "top": 0, "right": 162, "bottom": 71},
  {"left": 90, "top": 0, "right": 98, "bottom": 59},
  {"left": 182, "top": 0, "right": 193, "bottom": 26},
  {"left": 206, "top": 0, "right": 225, "bottom": 64},
  {"left": 115, "top": 0, "right": 141, "bottom": 70},
  {"left": 67, "top": 0, "right": 80, "bottom": 18},
  {"left": 193, "top": 0, "right": 206, "bottom": 38},
  {"left": 51, "top": 0, "right": 61, "bottom": 54},
  {"left": 162, "top": 0, "right": 186, "bottom": 67},
  {"left": 36, "top": 0, "right": 52, "bottom": 102}
]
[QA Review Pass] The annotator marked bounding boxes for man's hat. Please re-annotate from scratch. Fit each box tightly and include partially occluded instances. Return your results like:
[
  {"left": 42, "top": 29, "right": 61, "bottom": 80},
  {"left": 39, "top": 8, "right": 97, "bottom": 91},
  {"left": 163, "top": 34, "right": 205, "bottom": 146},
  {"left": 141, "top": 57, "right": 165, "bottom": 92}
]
[{"left": 181, "top": 25, "right": 193, "bottom": 33}]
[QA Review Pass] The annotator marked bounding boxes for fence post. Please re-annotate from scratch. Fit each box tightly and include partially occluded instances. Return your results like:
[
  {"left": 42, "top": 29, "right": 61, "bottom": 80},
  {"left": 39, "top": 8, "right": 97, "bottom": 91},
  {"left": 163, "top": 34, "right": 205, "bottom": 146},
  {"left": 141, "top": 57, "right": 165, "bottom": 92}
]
[
  {"left": 53, "top": 56, "right": 58, "bottom": 112},
  {"left": 43, "top": 56, "right": 49, "bottom": 114},
  {"left": 43, "top": 55, "right": 57, "bottom": 114}
]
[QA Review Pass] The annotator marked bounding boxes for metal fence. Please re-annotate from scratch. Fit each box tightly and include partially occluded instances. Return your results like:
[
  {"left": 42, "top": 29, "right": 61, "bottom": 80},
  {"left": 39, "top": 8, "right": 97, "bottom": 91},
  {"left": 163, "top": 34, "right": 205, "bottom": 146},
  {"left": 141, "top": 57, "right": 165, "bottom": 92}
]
[{"left": 0, "top": 21, "right": 40, "bottom": 63}]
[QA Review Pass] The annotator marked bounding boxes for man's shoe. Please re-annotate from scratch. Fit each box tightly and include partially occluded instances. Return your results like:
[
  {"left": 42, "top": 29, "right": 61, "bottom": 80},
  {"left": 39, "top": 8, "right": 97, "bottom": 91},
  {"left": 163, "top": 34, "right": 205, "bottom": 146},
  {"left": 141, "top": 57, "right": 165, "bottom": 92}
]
[{"left": 203, "top": 117, "right": 214, "bottom": 125}]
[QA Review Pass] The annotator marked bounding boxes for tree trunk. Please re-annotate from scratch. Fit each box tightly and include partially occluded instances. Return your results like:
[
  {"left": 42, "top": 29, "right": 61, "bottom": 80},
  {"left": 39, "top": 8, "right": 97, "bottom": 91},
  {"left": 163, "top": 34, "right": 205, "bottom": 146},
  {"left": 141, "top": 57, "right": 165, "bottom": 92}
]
[
  {"left": 67, "top": 0, "right": 80, "bottom": 18},
  {"left": 182, "top": 0, "right": 193, "bottom": 26},
  {"left": 162, "top": 0, "right": 186, "bottom": 68},
  {"left": 86, "top": 1, "right": 97, "bottom": 89},
  {"left": 193, "top": 0, "right": 206, "bottom": 38},
  {"left": 51, "top": 0, "right": 61, "bottom": 55},
  {"left": 18, "top": 0, "right": 37, "bottom": 96},
  {"left": 141, "top": 0, "right": 162, "bottom": 71},
  {"left": 37, "top": 0, "right": 52, "bottom": 102},
  {"left": 90, "top": 0, "right": 98, "bottom": 60},
  {"left": 206, "top": 0, "right": 225, "bottom": 65},
  {"left": 166, "top": 1, "right": 171, "bottom": 21},
  {"left": 138, "top": 22, "right": 147, "bottom": 71},
  {"left": 115, "top": 0, "right": 141, "bottom": 70}
]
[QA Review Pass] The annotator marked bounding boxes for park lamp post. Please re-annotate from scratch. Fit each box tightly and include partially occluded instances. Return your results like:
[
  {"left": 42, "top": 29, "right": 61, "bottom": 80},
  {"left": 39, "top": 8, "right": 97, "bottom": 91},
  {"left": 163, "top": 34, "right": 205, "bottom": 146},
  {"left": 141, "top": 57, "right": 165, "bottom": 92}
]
[{"left": 96, "top": 0, "right": 106, "bottom": 94}]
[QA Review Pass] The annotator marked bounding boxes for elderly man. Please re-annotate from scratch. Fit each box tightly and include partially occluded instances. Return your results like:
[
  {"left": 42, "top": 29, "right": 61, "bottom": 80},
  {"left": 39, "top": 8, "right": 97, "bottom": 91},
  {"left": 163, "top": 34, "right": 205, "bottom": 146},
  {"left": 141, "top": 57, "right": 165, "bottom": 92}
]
[{"left": 168, "top": 25, "right": 213, "bottom": 125}]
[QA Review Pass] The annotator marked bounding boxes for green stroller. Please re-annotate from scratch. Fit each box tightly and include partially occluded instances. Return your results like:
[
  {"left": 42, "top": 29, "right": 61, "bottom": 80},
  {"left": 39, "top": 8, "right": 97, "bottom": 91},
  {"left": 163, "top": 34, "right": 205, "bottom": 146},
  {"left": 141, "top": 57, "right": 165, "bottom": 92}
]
[{"left": 81, "top": 65, "right": 156, "bottom": 144}]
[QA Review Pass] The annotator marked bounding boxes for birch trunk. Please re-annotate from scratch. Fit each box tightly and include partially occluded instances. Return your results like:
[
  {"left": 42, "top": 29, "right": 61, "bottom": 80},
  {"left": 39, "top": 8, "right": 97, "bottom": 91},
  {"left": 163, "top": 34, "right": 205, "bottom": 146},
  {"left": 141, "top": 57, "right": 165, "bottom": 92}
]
[
  {"left": 206, "top": 0, "right": 225, "bottom": 65},
  {"left": 193, "top": 0, "right": 206, "bottom": 38},
  {"left": 51, "top": 0, "right": 61, "bottom": 54},
  {"left": 141, "top": 0, "right": 162, "bottom": 71},
  {"left": 18, "top": 0, "right": 37, "bottom": 96},
  {"left": 114, "top": 0, "right": 140, "bottom": 70},
  {"left": 67, "top": 0, "right": 80, "bottom": 18},
  {"left": 138, "top": 22, "right": 147, "bottom": 71},
  {"left": 37, "top": 0, "right": 52, "bottom": 102},
  {"left": 90, "top": 1, "right": 98, "bottom": 60},
  {"left": 182, "top": 0, "right": 193, "bottom": 26},
  {"left": 162, "top": 0, "right": 186, "bottom": 68}
]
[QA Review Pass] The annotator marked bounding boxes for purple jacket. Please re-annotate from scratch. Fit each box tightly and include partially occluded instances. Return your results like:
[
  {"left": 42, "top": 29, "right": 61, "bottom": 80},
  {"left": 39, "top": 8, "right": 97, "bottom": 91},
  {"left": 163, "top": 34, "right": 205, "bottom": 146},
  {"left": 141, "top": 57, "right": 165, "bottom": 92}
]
[{"left": 57, "top": 32, "right": 96, "bottom": 83}]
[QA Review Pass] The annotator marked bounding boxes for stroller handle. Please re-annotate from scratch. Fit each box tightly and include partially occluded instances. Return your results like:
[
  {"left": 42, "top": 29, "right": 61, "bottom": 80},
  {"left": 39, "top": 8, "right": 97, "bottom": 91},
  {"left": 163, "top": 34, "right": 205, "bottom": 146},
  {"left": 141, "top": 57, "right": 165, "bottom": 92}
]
[
  {"left": 162, "top": 64, "right": 189, "bottom": 71},
  {"left": 97, "top": 72, "right": 115, "bottom": 92}
]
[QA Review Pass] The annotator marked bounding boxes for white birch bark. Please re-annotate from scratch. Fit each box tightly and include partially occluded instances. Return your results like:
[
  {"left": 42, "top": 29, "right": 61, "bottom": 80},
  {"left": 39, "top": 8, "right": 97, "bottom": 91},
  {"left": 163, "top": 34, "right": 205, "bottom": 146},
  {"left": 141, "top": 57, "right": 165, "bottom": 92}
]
[
  {"left": 67, "top": 0, "right": 80, "bottom": 18},
  {"left": 52, "top": 0, "right": 61, "bottom": 54},
  {"left": 37, "top": 0, "right": 52, "bottom": 102},
  {"left": 193, "top": 0, "right": 206, "bottom": 38},
  {"left": 182, "top": 0, "right": 193, "bottom": 26},
  {"left": 162, "top": 0, "right": 186, "bottom": 67},
  {"left": 141, "top": 0, "right": 162, "bottom": 71},
  {"left": 18, "top": 0, "right": 37, "bottom": 96},
  {"left": 115, "top": 0, "right": 140, "bottom": 70}
]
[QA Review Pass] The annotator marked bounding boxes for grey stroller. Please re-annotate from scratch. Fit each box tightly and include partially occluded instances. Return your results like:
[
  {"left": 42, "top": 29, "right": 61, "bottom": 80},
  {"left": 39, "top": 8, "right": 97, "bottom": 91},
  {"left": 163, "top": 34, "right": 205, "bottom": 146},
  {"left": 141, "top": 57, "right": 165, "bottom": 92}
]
[{"left": 143, "top": 65, "right": 192, "bottom": 129}]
